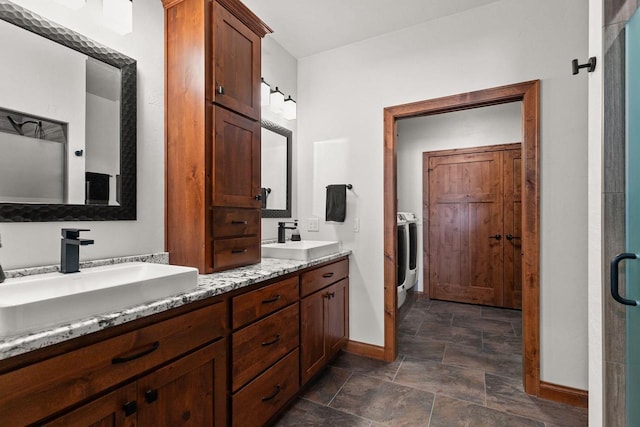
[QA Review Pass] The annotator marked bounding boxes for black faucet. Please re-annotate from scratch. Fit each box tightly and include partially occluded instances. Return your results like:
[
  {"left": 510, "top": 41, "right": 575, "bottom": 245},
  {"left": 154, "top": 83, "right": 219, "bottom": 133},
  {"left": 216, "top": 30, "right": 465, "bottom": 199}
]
[
  {"left": 60, "top": 229, "right": 94, "bottom": 273},
  {"left": 277, "top": 221, "right": 298, "bottom": 243}
]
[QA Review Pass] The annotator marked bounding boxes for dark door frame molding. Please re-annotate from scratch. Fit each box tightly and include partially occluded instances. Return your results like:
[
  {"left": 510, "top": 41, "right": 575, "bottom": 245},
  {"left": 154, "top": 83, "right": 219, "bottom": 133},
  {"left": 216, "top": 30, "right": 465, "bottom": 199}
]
[{"left": 382, "top": 80, "right": 541, "bottom": 395}]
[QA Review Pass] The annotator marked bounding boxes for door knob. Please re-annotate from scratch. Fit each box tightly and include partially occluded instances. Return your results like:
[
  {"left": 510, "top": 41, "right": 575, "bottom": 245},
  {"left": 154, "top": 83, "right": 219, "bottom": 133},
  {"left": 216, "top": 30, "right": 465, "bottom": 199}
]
[
  {"left": 506, "top": 234, "right": 520, "bottom": 241},
  {"left": 488, "top": 234, "right": 502, "bottom": 240}
]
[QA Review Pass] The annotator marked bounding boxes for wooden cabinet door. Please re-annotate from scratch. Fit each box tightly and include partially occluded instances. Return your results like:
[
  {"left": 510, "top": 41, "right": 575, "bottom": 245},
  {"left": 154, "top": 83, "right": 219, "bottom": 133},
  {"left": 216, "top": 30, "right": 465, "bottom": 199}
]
[
  {"left": 137, "top": 340, "right": 227, "bottom": 427},
  {"left": 42, "top": 383, "right": 137, "bottom": 427},
  {"left": 212, "top": 1, "right": 261, "bottom": 120},
  {"left": 213, "top": 107, "right": 261, "bottom": 208},
  {"left": 326, "top": 279, "right": 349, "bottom": 359},
  {"left": 503, "top": 149, "right": 522, "bottom": 309},
  {"left": 300, "top": 290, "right": 327, "bottom": 384},
  {"left": 428, "top": 151, "right": 504, "bottom": 306}
]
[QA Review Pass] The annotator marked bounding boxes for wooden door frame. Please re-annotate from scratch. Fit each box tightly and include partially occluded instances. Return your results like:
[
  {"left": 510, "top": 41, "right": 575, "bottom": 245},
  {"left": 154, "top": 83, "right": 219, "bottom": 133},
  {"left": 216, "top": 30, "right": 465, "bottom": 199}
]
[
  {"left": 383, "top": 80, "right": 540, "bottom": 396},
  {"left": 422, "top": 142, "right": 522, "bottom": 306}
]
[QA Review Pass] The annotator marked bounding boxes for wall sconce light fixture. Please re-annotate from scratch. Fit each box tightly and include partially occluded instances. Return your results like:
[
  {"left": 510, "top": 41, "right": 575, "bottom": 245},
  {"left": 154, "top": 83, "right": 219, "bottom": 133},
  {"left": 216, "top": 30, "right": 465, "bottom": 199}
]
[
  {"left": 269, "top": 87, "right": 285, "bottom": 114},
  {"left": 261, "top": 78, "right": 271, "bottom": 107},
  {"left": 283, "top": 96, "right": 296, "bottom": 120},
  {"left": 103, "top": 0, "right": 133, "bottom": 35},
  {"left": 54, "top": 0, "right": 86, "bottom": 10}
]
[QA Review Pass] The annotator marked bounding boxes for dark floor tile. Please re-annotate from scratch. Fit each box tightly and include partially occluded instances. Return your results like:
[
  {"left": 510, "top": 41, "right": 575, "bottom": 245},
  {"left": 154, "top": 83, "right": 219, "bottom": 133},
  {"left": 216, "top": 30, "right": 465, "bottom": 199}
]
[
  {"left": 330, "top": 351, "right": 404, "bottom": 382},
  {"left": 429, "top": 300, "right": 482, "bottom": 316},
  {"left": 330, "top": 374, "right": 434, "bottom": 426},
  {"left": 412, "top": 298, "right": 432, "bottom": 310},
  {"left": 452, "top": 313, "right": 515, "bottom": 334},
  {"left": 397, "top": 333, "right": 447, "bottom": 362},
  {"left": 482, "top": 331, "right": 523, "bottom": 355},
  {"left": 302, "top": 366, "right": 351, "bottom": 405},
  {"left": 513, "top": 319, "right": 522, "bottom": 336},
  {"left": 398, "top": 309, "right": 424, "bottom": 336},
  {"left": 274, "top": 398, "right": 372, "bottom": 427},
  {"left": 430, "top": 395, "right": 545, "bottom": 427},
  {"left": 416, "top": 321, "right": 482, "bottom": 348},
  {"left": 394, "top": 357, "right": 486, "bottom": 405},
  {"left": 485, "top": 374, "right": 589, "bottom": 427},
  {"left": 443, "top": 343, "right": 522, "bottom": 379},
  {"left": 481, "top": 306, "right": 522, "bottom": 322}
]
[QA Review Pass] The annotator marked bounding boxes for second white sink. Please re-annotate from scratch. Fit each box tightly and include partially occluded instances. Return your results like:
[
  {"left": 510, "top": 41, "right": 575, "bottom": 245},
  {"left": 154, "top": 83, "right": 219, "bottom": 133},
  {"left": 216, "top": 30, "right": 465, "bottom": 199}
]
[
  {"left": 0, "top": 262, "right": 198, "bottom": 336},
  {"left": 262, "top": 240, "right": 340, "bottom": 261}
]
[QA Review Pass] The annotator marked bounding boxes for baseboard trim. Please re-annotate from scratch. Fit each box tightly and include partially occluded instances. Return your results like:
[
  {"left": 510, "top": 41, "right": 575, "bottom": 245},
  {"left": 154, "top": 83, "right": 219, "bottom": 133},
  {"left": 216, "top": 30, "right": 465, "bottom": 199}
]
[
  {"left": 539, "top": 381, "right": 588, "bottom": 408},
  {"left": 344, "top": 340, "right": 385, "bottom": 360}
]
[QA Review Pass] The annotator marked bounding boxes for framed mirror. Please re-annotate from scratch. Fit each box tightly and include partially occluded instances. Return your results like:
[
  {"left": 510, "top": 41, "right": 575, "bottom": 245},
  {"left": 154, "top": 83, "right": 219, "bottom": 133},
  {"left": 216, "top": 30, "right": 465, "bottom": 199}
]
[
  {"left": 261, "top": 120, "right": 292, "bottom": 218},
  {"left": 0, "top": 1, "right": 136, "bottom": 221}
]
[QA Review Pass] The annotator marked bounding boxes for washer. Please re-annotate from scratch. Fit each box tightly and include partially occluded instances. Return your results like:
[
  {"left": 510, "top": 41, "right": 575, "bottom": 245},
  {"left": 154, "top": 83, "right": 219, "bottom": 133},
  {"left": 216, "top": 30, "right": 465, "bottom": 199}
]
[
  {"left": 397, "top": 213, "right": 409, "bottom": 308},
  {"left": 398, "top": 212, "right": 419, "bottom": 291}
]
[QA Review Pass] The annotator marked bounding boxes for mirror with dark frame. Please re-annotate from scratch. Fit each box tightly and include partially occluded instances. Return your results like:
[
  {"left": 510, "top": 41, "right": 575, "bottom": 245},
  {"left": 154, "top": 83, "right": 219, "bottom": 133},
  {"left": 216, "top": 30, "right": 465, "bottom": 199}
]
[
  {"left": 0, "top": 1, "right": 136, "bottom": 221},
  {"left": 261, "top": 120, "right": 292, "bottom": 218}
]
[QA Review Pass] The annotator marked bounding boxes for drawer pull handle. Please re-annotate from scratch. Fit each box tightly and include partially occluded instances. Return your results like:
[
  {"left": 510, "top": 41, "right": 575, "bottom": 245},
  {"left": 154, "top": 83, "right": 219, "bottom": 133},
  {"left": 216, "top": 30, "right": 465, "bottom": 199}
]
[
  {"left": 322, "top": 272, "right": 334, "bottom": 278},
  {"left": 123, "top": 401, "right": 138, "bottom": 416},
  {"left": 261, "top": 384, "right": 281, "bottom": 401},
  {"left": 112, "top": 341, "right": 160, "bottom": 364},
  {"left": 324, "top": 292, "right": 336, "bottom": 299},
  {"left": 231, "top": 220, "right": 248, "bottom": 225},
  {"left": 232, "top": 248, "right": 248, "bottom": 254},
  {"left": 262, "top": 294, "right": 282, "bottom": 304},
  {"left": 145, "top": 389, "right": 159, "bottom": 404},
  {"left": 261, "top": 334, "right": 281, "bottom": 346}
]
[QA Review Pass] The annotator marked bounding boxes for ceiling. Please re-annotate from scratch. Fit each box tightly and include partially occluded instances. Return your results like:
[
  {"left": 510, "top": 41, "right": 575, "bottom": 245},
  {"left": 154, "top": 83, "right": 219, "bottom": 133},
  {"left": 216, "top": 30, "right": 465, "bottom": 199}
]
[{"left": 242, "top": 0, "right": 501, "bottom": 58}]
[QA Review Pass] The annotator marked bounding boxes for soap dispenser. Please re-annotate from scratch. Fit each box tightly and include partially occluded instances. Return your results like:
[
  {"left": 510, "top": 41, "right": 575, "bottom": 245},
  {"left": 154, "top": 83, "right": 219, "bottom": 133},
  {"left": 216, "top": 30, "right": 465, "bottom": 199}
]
[{"left": 291, "top": 229, "right": 301, "bottom": 241}]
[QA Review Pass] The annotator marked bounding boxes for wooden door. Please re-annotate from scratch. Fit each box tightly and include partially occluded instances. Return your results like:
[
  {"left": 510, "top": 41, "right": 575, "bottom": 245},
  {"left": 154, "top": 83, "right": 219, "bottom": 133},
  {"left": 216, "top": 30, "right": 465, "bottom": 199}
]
[
  {"left": 425, "top": 145, "right": 523, "bottom": 308},
  {"left": 300, "top": 290, "right": 327, "bottom": 384},
  {"left": 213, "top": 107, "right": 261, "bottom": 208},
  {"left": 137, "top": 340, "right": 227, "bottom": 427},
  {"left": 503, "top": 149, "right": 522, "bottom": 309},
  {"left": 326, "top": 279, "right": 349, "bottom": 359},
  {"left": 42, "top": 383, "right": 137, "bottom": 427},
  {"left": 428, "top": 150, "right": 504, "bottom": 306},
  {"left": 212, "top": 1, "right": 261, "bottom": 120}
]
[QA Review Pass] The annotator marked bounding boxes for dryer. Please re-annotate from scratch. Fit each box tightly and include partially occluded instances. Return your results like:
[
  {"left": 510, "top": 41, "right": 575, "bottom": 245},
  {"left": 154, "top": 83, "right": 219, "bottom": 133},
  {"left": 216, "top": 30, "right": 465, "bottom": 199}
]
[
  {"left": 398, "top": 212, "right": 419, "bottom": 291},
  {"left": 397, "top": 213, "right": 409, "bottom": 308}
]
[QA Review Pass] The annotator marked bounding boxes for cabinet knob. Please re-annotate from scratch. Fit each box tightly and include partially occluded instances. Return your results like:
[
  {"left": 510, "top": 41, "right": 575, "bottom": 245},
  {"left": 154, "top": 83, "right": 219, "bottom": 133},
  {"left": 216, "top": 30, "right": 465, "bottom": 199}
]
[
  {"left": 255, "top": 194, "right": 262, "bottom": 201},
  {"left": 217, "top": 85, "right": 224, "bottom": 94},
  {"left": 145, "top": 389, "right": 158, "bottom": 404},
  {"left": 123, "top": 401, "right": 138, "bottom": 416}
]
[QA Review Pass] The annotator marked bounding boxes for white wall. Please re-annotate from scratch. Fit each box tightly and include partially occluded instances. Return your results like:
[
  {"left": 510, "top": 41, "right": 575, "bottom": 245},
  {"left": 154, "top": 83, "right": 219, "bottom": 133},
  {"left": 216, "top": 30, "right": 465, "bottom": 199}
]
[
  {"left": 397, "top": 102, "right": 522, "bottom": 292},
  {"left": 261, "top": 36, "right": 298, "bottom": 240},
  {"left": 0, "top": 0, "right": 164, "bottom": 269},
  {"left": 297, "top": 0, "right": 589, "bottom": 389}
]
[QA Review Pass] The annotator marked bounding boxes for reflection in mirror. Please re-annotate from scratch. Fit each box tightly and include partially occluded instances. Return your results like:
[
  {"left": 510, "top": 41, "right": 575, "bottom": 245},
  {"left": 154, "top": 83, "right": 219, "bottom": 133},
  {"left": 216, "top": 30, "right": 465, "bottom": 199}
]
[
  {"left": 0, "top": 1, "right": 136, "bottom": 221},
  {"left": 261, "top": 120, "right": 292, "bottom": 218}
]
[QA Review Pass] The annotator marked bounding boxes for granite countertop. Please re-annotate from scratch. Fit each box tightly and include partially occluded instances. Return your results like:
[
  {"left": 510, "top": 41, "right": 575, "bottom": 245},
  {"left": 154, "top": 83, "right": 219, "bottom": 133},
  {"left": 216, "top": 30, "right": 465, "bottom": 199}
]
[{"left": 0, "top": 251, "right": 350, "bottom": 361}]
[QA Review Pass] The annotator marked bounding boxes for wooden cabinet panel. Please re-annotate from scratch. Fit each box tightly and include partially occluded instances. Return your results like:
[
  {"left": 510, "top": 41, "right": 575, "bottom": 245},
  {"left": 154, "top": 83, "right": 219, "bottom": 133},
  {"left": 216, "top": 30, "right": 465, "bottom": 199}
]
[
  {"left": 137, "top": 340, "right": 227, "bottom": 427},
  {"left": 300, "top": 289, "right": 327, "bottom": 384},
  {"left": 213, "top": 207, "right": 260, "bottom": 238},
  {"left": 212, "top": 236, "right": 260, "bottom": 270},
  {"left": 0, "top": 303, "right": 226, "bottom": 426},
  {"left": 212, "top": 107, "right": 261, "bottom": 209},
  {"left": 232, "top": 276, "right": 299, "bottom": 329},
  {"left": 327, "top": 279, "right": 349, "bottom": 359},
  {"left": 212, "top": 1, "right": 261, "bottom": 120},
  {"left": 42, "top": 383, "right": 138, "bottom": 427},
  {"left": 232, "top": 349, "right": 299, "bottom": 427},
  {"left": 232, "top": 303, "right": 299, "bottom": 391},
  {"left": 300, "top": 259, "right": 349, "bottom": 297}
]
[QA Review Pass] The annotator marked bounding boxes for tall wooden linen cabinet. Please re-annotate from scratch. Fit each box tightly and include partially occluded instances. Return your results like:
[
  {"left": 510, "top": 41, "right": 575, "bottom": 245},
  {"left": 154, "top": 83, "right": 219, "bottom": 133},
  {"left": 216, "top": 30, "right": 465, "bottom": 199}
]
[{"left": 163, "top": 0, "right": 271, "bottom": 273}]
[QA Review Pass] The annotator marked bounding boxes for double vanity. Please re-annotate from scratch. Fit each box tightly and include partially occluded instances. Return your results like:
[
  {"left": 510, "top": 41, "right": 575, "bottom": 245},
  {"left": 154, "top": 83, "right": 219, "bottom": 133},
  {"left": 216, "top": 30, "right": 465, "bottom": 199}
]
[{"left": 0, "top": 242, "right": 349, "bottom": 426}]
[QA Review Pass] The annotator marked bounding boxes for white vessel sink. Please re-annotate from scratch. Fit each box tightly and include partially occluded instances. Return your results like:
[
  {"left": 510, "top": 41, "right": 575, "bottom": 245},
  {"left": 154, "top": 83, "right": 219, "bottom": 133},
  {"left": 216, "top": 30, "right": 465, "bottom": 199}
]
[
  {"left": 0, "top": 262, "right": 198, "bottom": 336},
  {"left": 262, "top": 240, "right": 340, "bottom": 261}
]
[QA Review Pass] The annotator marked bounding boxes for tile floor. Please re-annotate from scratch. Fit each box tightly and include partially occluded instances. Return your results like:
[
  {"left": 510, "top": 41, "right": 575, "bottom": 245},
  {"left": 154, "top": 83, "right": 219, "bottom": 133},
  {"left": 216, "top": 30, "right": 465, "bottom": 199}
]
[{"left": 275, "top": 296, "right": 588, "bottom": 426}]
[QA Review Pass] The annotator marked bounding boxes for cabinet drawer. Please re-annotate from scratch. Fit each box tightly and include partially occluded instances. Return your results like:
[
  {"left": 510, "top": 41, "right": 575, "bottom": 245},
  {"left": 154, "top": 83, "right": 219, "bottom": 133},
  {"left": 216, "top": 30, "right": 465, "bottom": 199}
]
[
  {"left": 213, "top": 236, "right": 260, "bottom": 270},
  {"left": 232, "top": 303, "right": 299, "bottom": 391},
  {"left": 232, "top": 348, "right": 299, "bottom": 427},
  {"left": 213, "top": 207, "right": 260, "bottom": 238},
  {"left": 232, "top": 276, "right": 299, "bottom": 329},
  {"left": 300, "top": 258, "right": 349, "bottom": 297},
  {"left": 0, "top": 302, "right": 226, "bottom": 426}
]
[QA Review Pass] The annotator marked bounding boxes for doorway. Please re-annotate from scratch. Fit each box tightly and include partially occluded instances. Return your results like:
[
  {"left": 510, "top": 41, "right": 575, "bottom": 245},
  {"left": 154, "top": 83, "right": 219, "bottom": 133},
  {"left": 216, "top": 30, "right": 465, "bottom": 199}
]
[
  {"left": 382, "top": 80, "right": 541, "bottom": 396},
  {"left": 424, "top": 143, "right": 522, "bottom": 309}
]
